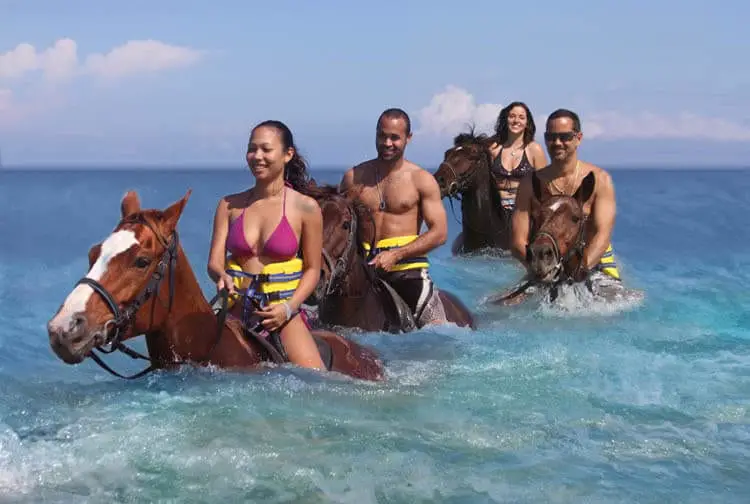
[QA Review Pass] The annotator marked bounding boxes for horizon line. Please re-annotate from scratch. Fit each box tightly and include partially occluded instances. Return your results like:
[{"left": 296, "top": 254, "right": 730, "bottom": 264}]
[{"left": 2, "top": 163, "right": 750, "bottom": 171}]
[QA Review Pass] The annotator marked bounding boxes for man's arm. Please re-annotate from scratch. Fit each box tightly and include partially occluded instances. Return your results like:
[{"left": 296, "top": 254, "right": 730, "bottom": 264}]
[
  {"left": 338, "top": 167, "right": 353, "bottom": 193},
  {"left": 391, "top": 170, "right": 448, "bottom": 260},
  {"left": 510, "top": 174, "right": 534, "bottom": 266},
  {"left": 582, "top": 170, "right": 616, "bottom": 270}
]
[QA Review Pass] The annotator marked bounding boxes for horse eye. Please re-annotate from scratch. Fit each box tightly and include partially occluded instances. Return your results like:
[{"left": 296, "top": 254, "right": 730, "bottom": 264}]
[
  {"left": 134, "top": 257, "right": 151, "bottom": 269},
  {"left": 342, "top": 221, "right": 350, "bottom": 230},
  {"left": 571, "top": 216, "right": 580, "bottom": 223}
]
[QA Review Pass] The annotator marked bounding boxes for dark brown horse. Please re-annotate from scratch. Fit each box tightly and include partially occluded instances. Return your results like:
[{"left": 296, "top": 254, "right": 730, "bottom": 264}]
[
  {"left": 433, "top": 130, "right": 512, "bottom": 255},
  {"left": 46, "top": 190, "right": 385, "bottom": 381},
  {"left": 307, "top": 186, "right": 476, "bottom": 333},
  {"left": 491, "top": 171, "right": 605, "bottom": 305}
]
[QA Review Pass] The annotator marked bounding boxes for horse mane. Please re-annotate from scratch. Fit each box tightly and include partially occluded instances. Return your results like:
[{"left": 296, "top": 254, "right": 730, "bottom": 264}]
[
  {"left": 304, "top": 182, "right": 375, "bottom": 254},
  {"left": 452, "top": 125, "right": 493, "bottom": 148}
]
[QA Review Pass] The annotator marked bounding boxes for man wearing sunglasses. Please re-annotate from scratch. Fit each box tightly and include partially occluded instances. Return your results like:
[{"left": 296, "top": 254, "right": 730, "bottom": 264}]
[{"left": 510, "top": 108, "right": 622, "bottom": 292}]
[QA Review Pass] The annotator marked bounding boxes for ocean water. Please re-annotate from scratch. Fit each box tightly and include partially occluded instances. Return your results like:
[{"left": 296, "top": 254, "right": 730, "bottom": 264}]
[{"left": 1, "top": 167, "right": 750, "bottom": 503}]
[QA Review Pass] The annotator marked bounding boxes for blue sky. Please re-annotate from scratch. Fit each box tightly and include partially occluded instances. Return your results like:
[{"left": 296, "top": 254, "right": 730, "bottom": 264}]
[{"left": 1, "top": 0, "right": 749, "bottom": 168}]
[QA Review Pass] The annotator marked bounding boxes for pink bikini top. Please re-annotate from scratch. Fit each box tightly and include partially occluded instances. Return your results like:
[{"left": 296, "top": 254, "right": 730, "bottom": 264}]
[{"left": 225, "top": 186, "right": 299, "bottom": 261}]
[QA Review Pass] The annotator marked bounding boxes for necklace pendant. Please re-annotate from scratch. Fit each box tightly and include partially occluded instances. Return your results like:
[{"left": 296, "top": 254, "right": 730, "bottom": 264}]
[{"left": 379, "top": 199, "right": 386, "bottom": 211}]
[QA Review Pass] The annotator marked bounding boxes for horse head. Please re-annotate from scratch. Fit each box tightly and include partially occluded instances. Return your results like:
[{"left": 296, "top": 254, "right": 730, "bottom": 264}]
[
  {"left": 528, "top": 171, "right": 595, "bottom": 283},
  {"left": 311, "top": 186, "right": 375, "bottom": 303},
  {"left": 47, "top": 189, "right": 191, "bottom": 364},
  {"left": 434, "top": 129, "right": 493, "bottom": 199}
]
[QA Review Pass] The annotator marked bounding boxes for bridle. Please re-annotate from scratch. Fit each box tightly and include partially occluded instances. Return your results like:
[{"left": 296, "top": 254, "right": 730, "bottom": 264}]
[
  {"left": 318, "top": 197, "right": 379, "bottom": 299},
  {"left": 437, "top": 148, "right": 480, "bottom": 199},
  {"left": 438, "top": 144, "right": 507, "bottom": 237},
  {"left": 76, "top": 215, "right": 179, "bottom": 379},
  {"left": 528, "top": 201, "right": 589, "bottom": 299}
]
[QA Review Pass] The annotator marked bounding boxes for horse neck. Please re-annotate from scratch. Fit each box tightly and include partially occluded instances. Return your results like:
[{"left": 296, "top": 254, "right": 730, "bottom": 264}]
[
  {"left": 140, "top": 245, "right": 260, "bottom": 365},
  {"left": 461, "top": 157, "right": 504, "bottom": 244}
]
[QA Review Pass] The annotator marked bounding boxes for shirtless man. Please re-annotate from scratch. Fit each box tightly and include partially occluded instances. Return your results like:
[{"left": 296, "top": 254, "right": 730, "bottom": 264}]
[
  {"left": 511, "top": 108, "right": 621, "bottom": 289},
  {"left": 339, "top": 108, "right": 449, "bottom": 326}
]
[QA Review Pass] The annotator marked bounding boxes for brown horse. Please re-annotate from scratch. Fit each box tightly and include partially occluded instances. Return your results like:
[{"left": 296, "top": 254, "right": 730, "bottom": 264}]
[
  {"left": 307, "top": 186, "right": 476, "bottom": 333},
  {"left": 433, "top": 130, "right": 512, "bottom": 256},
  {"left": 491, "top": 170, "right": 625, "bottom": 305},
  {"left": 46, "top": 190, "right": 385, "bottom": 382}
]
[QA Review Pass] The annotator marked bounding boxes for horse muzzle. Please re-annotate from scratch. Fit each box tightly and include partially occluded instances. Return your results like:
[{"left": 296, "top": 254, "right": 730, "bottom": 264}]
[
  {"left": 528, "top": 242, "right": 562, "bottom": 284},
  {"left": 47, "top": 311, "right": 112, "bottom": 364}
]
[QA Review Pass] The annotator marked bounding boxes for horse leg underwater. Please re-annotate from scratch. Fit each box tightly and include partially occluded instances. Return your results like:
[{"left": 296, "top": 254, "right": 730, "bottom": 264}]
[{"left": 47, "top": 189, "right": 386, "bottom": 382}]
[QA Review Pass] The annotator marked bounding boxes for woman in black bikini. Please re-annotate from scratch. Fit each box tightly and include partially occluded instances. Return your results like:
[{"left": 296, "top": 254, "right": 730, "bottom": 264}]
[{"left": 488, "top": 102, "right": 547, "bottom": 212}]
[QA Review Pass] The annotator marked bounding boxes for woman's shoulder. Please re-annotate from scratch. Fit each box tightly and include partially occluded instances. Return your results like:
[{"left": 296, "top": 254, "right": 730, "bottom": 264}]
[
  {"left": 526, "top": 141, "right": 545, "bottom": 153},
  {"left": 287, "top": 188, "right": 322, "bottom": 217},
  {"left": 218, "top": 190, "right": 250, "bottom": 211}
]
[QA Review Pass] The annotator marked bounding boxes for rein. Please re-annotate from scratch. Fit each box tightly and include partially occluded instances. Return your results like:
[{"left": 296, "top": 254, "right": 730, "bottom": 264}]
[{"left": 493, "top": 212, "right": 588, "bottom": 304}]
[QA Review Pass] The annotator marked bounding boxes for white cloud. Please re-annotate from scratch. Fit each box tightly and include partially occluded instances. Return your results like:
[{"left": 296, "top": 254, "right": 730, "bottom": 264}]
[
  {"left": 415, "top": 85, "right": 502, "bottom": 136},
  {"left": 0, "top": 38, "right": 204, "bottom": 83},
  {"left": 416, "top": 86, "right": 750, "bottom": 142},
  {"left": 0, "top": 38, "right": 78, "bottom": 81},
  {"left": 84, "top": 40, "right": 204, "bottom": 79},
  {"left": 0, "top": 38, "right": 205, "bottom": 129}
]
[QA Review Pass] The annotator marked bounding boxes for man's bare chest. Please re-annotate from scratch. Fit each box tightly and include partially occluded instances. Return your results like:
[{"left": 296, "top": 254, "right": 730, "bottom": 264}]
[{"left": 358, "top": 181, "right": 419, "bottom": 214}]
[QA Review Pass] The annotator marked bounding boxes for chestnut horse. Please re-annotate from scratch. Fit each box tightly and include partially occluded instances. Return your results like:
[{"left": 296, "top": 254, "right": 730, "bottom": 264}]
[
  {"left": 433, "top": 130, "right": 512, "bottom": 255},
  {"left": 46, "top": 190, "right": 385, "bottom": 381},
  {"left": 308, "top": 186, "right": 476, "bottom": 333},
  {"left": 491, "top": 171, "right": 627, "bottom": 305}
]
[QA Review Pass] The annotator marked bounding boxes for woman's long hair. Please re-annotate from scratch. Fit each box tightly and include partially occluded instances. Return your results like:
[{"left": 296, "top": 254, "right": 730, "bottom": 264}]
[{"left": 493, "top": 101, "right": 536, "bottom": 146}]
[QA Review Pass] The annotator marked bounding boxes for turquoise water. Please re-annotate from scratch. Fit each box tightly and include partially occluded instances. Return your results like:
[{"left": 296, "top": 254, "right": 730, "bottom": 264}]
[{"left": 1, "top": 168, "right": 749, "bottom": 502}]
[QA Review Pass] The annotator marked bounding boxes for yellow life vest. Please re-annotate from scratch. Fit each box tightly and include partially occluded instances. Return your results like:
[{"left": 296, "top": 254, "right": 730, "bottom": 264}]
[
  {"left": 362, "top": 235, "right": 430, "bottom": 272},
  {"left": 225, "top": 257, "right": 303, "bottom": 308},
  {"left": 596, "top": 244, "right": 620, "bottom": 280}
]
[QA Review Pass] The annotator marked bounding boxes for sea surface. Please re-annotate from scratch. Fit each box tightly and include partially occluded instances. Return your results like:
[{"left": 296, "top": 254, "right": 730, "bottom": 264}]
[{"left": 1, "top": 167, "right": 749, "bottom": 503}]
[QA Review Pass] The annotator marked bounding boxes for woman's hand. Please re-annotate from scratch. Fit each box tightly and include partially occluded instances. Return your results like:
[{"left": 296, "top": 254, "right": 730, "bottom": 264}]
[
  {"left": 216, "top": 272, "right": 236, "bottom": 296},
  {"left": 257, "top": 302, "right": 293, "bottom": 332}
]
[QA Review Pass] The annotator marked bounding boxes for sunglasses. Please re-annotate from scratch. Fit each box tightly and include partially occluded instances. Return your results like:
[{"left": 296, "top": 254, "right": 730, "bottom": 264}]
[{"left": 544, "top": 131, "right": 578, "bottom": 143}]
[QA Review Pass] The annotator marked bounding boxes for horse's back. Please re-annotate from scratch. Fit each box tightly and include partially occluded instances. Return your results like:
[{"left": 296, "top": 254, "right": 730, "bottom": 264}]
[
  {"left": 438, "top": 289, "right": 476, "bottom": 329},
  {"left": 311, "top": 329, "right": 385, "bottom": 381}
]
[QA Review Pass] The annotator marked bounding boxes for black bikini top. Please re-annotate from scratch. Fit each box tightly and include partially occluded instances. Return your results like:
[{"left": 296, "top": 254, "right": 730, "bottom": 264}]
[{"left": 491, "top": 146, "right": 534, "bottom": 181}]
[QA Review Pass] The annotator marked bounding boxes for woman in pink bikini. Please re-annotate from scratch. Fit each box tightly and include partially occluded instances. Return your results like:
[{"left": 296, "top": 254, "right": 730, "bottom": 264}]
[{"left": 207, "top": 120, "right": 326, "bottom": 370}]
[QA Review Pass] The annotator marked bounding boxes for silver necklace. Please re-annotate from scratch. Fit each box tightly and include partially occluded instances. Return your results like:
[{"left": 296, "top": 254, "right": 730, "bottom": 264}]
[{"left": 375, "top": 166, "right": 386, "bottom": 211}]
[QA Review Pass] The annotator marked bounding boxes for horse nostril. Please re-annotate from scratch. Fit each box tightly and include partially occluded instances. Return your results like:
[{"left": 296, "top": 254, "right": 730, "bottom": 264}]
[{"left": 71, "top": 314, "right": 86, "bottom": 330}]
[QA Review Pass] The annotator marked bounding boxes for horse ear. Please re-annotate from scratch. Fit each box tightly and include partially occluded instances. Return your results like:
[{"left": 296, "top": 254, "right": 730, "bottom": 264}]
[
  {"left": 162, "top": 189, "right": 192, "bottom": 232},
  {"left": 87, "top": 243, "right": 102, "bottom": 268},
  {"left": 573, "top": 172, "right": 596, "bottom": 203},
  {"left": 532, "top": 172, "right": 542, "bottom": 201},
  {"left": 121, "top": 190, "right": 141, "bottom": 217}
]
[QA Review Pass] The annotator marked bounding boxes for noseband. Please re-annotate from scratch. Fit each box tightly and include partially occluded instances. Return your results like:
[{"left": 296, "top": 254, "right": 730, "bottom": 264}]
[
  {"left": 530, "top": 209, "right": 588, "bottom": 285},
  {"left": 76, "top": 216, "right": 179, "bottom": 378},
  {"left": 438, "top": 155, "right": 477, "bottom": 199}
]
